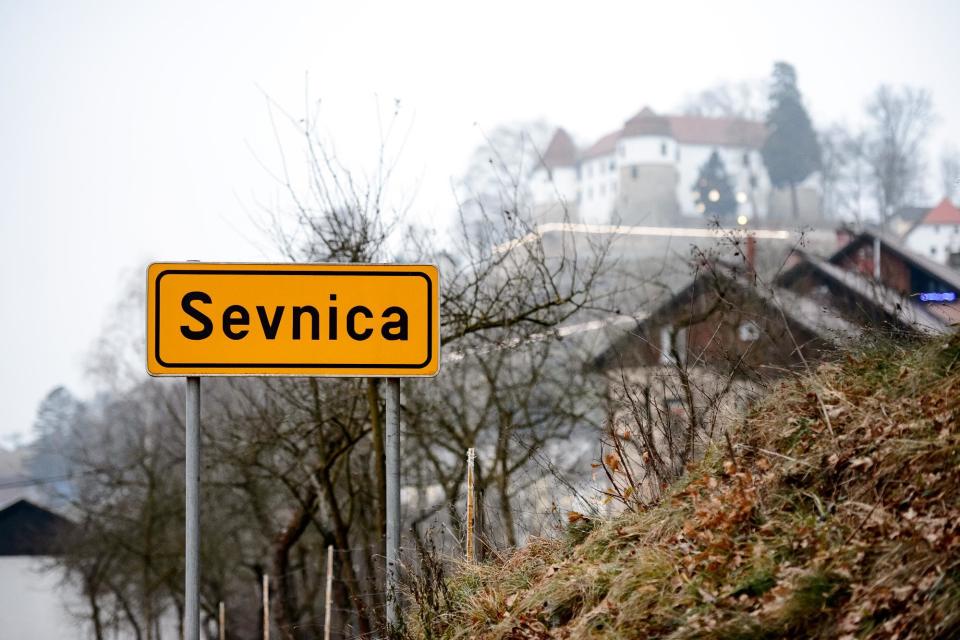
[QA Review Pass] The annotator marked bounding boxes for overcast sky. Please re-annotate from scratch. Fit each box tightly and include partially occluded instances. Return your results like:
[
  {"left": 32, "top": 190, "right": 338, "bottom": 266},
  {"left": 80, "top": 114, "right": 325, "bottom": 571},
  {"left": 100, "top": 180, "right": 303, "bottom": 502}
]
[{"left": 1, "top": 0, "right": 958, "bottom": 444}]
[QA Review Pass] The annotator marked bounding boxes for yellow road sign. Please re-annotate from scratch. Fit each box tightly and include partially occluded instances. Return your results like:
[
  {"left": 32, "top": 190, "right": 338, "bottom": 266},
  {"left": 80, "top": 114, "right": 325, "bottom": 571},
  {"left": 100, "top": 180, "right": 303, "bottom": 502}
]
[{"left": 146, "top": 263, "right": 439, "bottom": 377}]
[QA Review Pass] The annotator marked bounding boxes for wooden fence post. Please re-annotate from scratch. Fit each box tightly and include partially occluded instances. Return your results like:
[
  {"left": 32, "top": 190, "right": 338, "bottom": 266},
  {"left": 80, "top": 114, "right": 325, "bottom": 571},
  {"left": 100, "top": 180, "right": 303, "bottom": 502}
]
[{"left": 466, "top": 448, "right": 476, "bottom": 562}]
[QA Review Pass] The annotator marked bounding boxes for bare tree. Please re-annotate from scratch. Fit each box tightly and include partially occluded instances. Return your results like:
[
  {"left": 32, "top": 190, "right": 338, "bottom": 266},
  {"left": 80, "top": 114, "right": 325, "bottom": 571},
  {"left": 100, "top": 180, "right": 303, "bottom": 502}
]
[
  {"left": 819, "top": 123, "right": 870, "bottom": 223},
  {"left": 941, "top": 145, "right": 960, "bottom": 201},
  {"left": 864, "top": 85, "right": 935, "bottom": 221},
  {"left": 455, "top": 120, "right": 556, "bottom": 236},
  {"left": 681, "top": 80, "right": 767, "bottom": 120}
]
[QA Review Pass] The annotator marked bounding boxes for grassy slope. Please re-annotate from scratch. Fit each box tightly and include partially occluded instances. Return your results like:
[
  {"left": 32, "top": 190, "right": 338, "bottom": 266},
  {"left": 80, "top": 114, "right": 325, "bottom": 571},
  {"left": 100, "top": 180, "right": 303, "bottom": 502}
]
[{"left": 412, "top": 334, "right": 960, "bottom": 639}]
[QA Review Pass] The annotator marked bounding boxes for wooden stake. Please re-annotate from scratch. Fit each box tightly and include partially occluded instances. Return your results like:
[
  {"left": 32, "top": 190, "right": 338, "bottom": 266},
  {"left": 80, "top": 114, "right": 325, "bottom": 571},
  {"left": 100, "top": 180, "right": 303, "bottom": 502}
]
[
  {"left": 466, "top": 448, "right": 475, "bottom": 562},
  {"left": 324, "top": 545, "right": 333, "bottom": 640},
  {"left": 218, "top": 601, "right": 225, "bottom": 640},
  {"left": 262, "top": 574, "right": 270, "bottom": 640}
]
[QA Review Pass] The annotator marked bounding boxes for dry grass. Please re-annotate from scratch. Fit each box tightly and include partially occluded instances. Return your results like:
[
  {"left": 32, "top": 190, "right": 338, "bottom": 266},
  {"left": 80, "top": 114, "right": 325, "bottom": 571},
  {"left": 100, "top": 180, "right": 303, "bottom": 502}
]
[{"left": 407, "top": 332, "right": 960, "bottom": 639}]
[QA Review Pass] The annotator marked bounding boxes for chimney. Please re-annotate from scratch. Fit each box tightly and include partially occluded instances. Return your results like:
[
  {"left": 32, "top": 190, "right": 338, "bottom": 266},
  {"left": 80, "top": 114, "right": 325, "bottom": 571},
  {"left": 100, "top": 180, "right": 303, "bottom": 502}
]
[
  {"left": 836, "top": 227, "right": 853, "bottom": 249},
  {"left": 746, "top": 234, "right": 757, "bottom": 282}
]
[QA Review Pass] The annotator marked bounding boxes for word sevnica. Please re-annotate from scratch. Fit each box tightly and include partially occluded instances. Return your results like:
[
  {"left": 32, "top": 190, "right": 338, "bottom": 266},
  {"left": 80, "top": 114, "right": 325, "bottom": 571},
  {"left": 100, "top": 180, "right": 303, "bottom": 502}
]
[{"left": 179, "top": 292, "right": 410, "bottom": 342}]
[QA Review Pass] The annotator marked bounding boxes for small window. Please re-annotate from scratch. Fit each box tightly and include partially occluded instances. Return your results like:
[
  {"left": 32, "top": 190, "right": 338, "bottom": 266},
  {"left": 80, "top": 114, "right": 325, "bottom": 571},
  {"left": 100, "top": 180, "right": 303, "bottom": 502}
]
[
  {"left": 930, "top": 246, "right": 937, "bottom": 256},
  {"left": 609, "top": 160, "right": 616, "bottom": 172},
  {"left": 738, "top": 321, "right": 760, "bottom": 342},
  {"left": 661, "top": 142, "right": 667, "bottom": 156},
  {"left": 600, "top": 183, "right": 607, "bottom": 196},
  {"left": 631, "top": 166, "right": 638, "bottom": 179},
  {"left": 676, "top": 147, "right": 681, "bottom": 162},
  {"left": 618, "top": 144, "right": 625, "bottom": 157},
  {"left": 587, "top": 187, "right": 593, "bottom": 200},
  {"left": 742, "top": 152, "right": 750, "bottom": 167}
]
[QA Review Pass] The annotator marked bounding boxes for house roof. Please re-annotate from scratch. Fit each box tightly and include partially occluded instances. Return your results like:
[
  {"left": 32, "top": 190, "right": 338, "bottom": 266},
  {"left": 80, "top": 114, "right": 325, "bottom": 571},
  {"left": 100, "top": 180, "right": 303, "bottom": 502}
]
[
  {"left": 777, "top": 250, "right": 948, "bottom": 335},
  {"left": 581, "top": 130, "right": 620, "bottom": 159},
  {"left": 591, "top": 263, "right": 860, "bottom": 372},
  {"left": 539, "top": 128, "right": 578, "bottom": 170},
  {"left": 0, "top": 499, "right": 74, "bottom": 556},
  {"left": 577, "top": 107, "right": 768, "bottom": 162},
  {"left": 623, "top": 107, "right": 673, "bottom": 137},
  {"left": 831, "top": 226, "right": 960, "bottom": 294},
  {"left": 919, "top": 198, "right": 960, "bottom": 226},
  {"left": 667, "top": 115, "right": 767, "bottom": 148}
]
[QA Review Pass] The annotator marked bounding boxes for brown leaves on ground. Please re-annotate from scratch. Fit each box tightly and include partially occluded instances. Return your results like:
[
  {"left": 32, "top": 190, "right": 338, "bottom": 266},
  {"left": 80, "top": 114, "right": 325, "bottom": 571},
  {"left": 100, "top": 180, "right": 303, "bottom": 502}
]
[{"left": 409, "top": 335, "right": 960, "bottom": 640}]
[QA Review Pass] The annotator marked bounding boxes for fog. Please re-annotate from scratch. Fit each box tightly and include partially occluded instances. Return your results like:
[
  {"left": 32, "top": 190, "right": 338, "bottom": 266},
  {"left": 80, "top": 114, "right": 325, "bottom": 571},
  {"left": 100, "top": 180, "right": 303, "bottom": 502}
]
[{"left": 2, "top": 0, "right": 959, "bottom": 442}]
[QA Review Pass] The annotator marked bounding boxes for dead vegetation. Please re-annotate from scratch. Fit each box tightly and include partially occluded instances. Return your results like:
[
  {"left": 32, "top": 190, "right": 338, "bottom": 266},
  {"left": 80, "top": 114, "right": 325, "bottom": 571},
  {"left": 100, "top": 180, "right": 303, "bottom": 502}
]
[{"left": 407, "top": 332, "right": 960, "bottom": 639}]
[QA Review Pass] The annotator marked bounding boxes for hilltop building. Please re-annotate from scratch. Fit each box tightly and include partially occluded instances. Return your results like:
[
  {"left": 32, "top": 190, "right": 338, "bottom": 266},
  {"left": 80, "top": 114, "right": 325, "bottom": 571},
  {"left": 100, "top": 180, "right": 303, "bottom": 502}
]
[
  {"left": 900, "top": 198, "right": 960, "bottom": 267},
  {"left": 529, "top": 107, "right": 820, "bottom": 227}
]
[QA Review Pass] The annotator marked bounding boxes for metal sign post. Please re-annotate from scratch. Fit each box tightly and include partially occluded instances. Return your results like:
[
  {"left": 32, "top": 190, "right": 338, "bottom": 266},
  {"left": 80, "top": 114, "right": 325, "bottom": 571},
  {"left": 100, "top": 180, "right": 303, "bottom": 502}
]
[
  {"left": 147, "top": 262, "right": 439, "bottom": 638},
  {"left": 185, "top": 376, "right": 201, "bottom": 640},
  {"left": 385, "top": 377, "right": 401, "bottom": 629}
]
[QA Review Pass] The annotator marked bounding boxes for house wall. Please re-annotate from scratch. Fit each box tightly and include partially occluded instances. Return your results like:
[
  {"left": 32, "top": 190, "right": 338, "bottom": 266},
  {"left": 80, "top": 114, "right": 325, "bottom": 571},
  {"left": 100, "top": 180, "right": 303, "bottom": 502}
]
[
  {"left": 617, "top": 136, "right": 675, "bottom": 165},
  {"left": 835, "top": 241, "right": 912, "bottom": 295},
  {"left": 603, "top": 285, "right": 826, "bottom": 375},
  {"left": 529, "top": 166, "right": 580, "bottom": 224},
  {"left": 0, "top": 556, "right": 88, "bottom": 640},
  {"left": 904, "top": 224, "right": 960, "bottom": 264},
  {"left": 767, "top": 183, "right": 821, "bottom": 222},
  {"left": 615, "top": 164, "right": 679, "bottom": 225},
  {"left": 579, "top": 153, "right": 619, "bottom": 223}
]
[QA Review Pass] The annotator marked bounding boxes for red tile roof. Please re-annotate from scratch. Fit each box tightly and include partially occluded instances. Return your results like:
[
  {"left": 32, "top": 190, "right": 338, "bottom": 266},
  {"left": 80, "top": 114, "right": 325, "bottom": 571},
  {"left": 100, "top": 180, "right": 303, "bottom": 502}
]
[
  {"left": 623, "top": 107, "right": 672, "bottom": 137},
  {"left": 667, "top": 115, "right": 766, "bottom": 148},
  {"left": 581, "top": 130, "right": 620, "bottom": 159},
  {"left": 920, "top": 198, "right": 960, "bottom": 225},
  {"left": 539, "top": 128, "right": 578, "bottom": 169},
  {"left": 576, "top": 108, "right": 768, "bottom": 162}
]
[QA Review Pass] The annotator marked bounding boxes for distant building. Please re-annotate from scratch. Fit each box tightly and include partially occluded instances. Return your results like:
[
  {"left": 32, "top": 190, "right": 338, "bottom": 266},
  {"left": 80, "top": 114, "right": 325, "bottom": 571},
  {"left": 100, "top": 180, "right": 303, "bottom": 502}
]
[
  {"left": 901, "top": 198, "right": 960, "bottom": 267},
  {"left": 0, "top": 499, "right": 85, "bottom": 640},
  {"left": 529, "top": 107, "right": 821, "bottom": 227},
  {"left": 830, "top": 227, "right": 960, "bottom": 326}
]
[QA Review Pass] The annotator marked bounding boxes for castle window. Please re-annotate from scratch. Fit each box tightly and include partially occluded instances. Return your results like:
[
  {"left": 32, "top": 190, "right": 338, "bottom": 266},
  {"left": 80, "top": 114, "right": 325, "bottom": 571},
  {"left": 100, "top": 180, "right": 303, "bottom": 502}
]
[
  {"left": 609, "top": 160, "right": 616, "bottom": 172},
  {"left": 742, "top": 152, "right": 750, "bottom": 167},
  {"left": 661, "top": 142, "right": 667, "bottom": 157},
  {"left": 631, "top": 166, "right": 638, "bottom": 179}
]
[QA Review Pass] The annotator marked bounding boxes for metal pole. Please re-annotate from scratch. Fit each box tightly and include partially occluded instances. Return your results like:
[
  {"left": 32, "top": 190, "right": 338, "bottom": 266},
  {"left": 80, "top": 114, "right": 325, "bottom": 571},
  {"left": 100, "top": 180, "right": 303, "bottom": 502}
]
[
  {"left": 385, "top": 378, "right": 401, "bottom": 629},
  {"left": 262, "top": 573, "right": 270, "bottom": 640},
  {"left": 323, "top": 545, "right": 333, "bottom": 640},
  {"left": 185, "top": 376, "right": 201, "bottom": 640}
]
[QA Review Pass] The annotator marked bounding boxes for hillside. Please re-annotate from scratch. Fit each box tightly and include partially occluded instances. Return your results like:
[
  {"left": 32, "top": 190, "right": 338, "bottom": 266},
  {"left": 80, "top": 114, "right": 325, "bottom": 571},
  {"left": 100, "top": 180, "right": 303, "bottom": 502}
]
[{"left": 409, "top": 334, "right": 960, "bottom": 639}]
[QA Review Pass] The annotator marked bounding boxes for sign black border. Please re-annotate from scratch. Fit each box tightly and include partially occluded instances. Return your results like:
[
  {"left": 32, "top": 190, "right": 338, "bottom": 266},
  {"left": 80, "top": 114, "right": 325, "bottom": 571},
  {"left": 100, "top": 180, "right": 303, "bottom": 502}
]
[{"left": 154, "top": 269, "right": 434, "bottom": 370}]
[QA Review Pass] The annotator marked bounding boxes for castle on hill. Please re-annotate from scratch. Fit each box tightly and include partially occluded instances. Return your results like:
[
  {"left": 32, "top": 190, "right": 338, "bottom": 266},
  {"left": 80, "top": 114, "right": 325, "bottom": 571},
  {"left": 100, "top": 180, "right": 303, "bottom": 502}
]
[{"left": 529, "top": 107, "right": 820, "bottom": 227}]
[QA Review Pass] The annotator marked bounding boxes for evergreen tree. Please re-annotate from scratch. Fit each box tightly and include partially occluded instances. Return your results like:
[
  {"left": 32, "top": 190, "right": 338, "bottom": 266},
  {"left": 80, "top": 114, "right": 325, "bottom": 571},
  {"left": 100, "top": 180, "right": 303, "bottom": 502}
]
[
  {"left": 693, "top": 150, "right": 738, "bottom": 220},
  {"left": 761, "top": 62, "right": 821, "bottom": 218}
]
